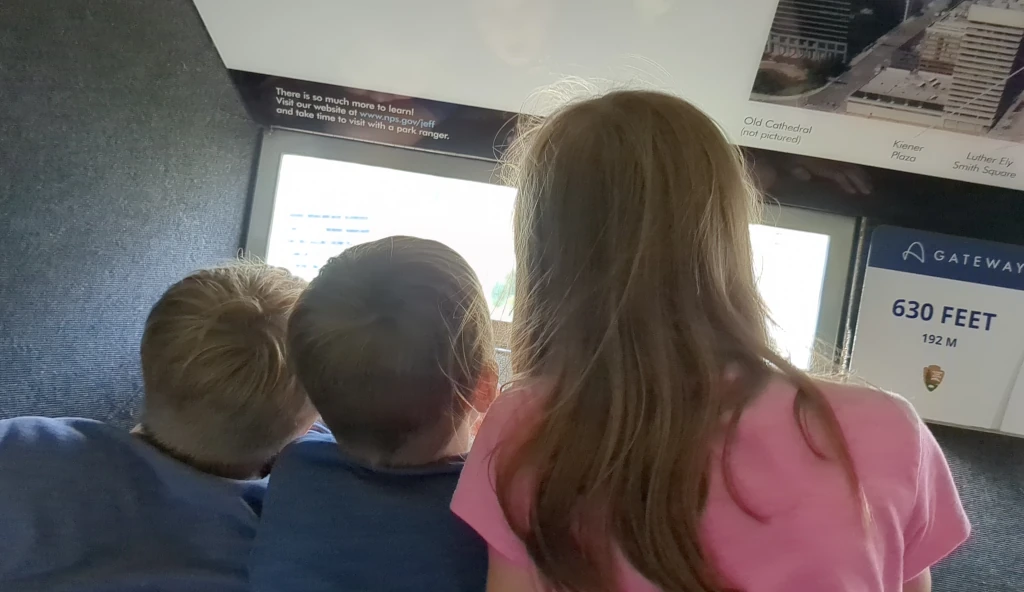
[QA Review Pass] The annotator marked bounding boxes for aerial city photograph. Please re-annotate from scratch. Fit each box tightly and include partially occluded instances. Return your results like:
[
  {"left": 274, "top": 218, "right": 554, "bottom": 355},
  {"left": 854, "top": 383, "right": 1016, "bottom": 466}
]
[{"left": 752, "top": 0, "right": 1024, "bottom": 141}]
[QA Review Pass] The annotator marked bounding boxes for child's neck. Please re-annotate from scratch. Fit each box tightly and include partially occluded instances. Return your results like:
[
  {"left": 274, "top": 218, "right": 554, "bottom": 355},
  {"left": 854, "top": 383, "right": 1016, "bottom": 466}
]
[
  {"left": 438, "top": 420, "right": 474, "bottom": 460},
  {"left": 131, "top": 425, "right": 267, "bottom": 480}
]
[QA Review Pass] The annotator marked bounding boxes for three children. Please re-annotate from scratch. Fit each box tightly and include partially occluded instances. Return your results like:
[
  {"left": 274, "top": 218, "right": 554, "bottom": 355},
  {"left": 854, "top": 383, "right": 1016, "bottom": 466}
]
[{"left": 0, "top": 89, "right": 970, "bottom": 592}]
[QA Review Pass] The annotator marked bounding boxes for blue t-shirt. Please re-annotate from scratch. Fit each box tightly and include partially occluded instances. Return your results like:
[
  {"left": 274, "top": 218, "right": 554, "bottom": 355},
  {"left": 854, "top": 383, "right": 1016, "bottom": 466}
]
[
  {"left": 0, "top": 417, "right": 268, "bottom": 592},
  {"left": 249, "top": 432, "right": 487, "bottom": 592}
]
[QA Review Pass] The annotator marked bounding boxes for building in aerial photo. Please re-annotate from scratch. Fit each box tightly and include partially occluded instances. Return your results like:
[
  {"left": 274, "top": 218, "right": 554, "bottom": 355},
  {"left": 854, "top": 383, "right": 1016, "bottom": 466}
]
[
  {"left": 764, "top": 0, "right": 853, "bottom": 62},
  {"left": 751, "top": 0, "right": 1024, "bottom": 141}
]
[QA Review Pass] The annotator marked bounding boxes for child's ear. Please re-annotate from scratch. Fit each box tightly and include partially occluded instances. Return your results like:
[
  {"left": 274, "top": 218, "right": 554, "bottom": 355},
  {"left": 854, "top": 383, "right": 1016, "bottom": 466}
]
[{"left": 470, "top": 367, "right": 499, "bottom": 413}]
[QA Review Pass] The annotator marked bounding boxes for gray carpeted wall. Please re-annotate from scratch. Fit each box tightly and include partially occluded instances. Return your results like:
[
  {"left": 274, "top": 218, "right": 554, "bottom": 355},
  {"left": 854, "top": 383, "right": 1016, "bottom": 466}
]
[
  {"left": 928, "top": 424, "right": 1023, "bottom": 589},
  {"left": 0, "top": 0, "right": 259, "bottom": 426},
  {"left": 0, "top": 0, "right": 1020, "bottom": 589}
]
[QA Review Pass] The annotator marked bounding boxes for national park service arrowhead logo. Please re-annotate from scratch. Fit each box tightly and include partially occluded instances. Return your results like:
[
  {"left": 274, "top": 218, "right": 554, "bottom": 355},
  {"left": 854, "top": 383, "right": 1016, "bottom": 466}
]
[{"left": 923, "top": 365, "right": 945, "bottom": 392}]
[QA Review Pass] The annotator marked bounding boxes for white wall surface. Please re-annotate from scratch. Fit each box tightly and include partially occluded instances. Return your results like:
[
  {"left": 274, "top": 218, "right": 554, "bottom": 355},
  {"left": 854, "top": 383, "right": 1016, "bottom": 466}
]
[{"left": 194, "top": 0, "right": 1024, "bottom": 189}]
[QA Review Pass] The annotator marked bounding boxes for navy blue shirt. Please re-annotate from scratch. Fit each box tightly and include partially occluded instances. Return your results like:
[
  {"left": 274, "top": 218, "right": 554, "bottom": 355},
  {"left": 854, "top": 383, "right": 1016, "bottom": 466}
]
[
  {"left": 0, "top": 417, "right": 268, "bottom": 592},
  {"left": 249, "top": 432, "right": 487, "bottom": 592}
]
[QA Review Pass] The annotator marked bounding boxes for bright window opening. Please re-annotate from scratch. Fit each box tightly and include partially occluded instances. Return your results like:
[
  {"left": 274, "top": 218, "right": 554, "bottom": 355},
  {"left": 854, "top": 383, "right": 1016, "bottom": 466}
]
[{"left": 266, "top": 154, "right": 832, "bottom": 369}]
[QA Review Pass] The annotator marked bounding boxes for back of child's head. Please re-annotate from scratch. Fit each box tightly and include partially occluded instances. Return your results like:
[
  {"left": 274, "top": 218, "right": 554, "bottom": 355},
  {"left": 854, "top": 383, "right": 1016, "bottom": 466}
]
[
  {"left": 507, "top": 89, "right": 768, "bottom": 369},
  {"left": 497, "top": 89, "right": 861, "bottom": 591},
  {"left": 140, "top": 262, "right": 316, "bottom": 475},
  {"left": 288, "top": 236, "right": 496, "bottom": 467}
]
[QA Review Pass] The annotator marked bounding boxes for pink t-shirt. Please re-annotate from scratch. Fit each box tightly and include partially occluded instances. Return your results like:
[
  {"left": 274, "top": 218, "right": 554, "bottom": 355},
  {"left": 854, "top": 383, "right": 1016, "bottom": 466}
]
[{"left": 452, "top": 379, "right": 970, "bottom": 591}]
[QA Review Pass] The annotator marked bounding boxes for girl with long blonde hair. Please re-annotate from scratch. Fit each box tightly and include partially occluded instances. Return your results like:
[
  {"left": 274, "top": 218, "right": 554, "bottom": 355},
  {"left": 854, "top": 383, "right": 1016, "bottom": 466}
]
[{"left": 451, "top": 90, "right": 969, "bottom": 592}]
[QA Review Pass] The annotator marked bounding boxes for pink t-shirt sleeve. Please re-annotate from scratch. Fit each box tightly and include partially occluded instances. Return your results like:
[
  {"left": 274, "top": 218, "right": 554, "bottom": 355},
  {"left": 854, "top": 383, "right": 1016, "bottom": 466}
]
[
  {"left": 451, "top": 396, "right": 532, "bottom": 566},
  {"left": 902, "top": 414, "right": 971, "bottom": 581}
]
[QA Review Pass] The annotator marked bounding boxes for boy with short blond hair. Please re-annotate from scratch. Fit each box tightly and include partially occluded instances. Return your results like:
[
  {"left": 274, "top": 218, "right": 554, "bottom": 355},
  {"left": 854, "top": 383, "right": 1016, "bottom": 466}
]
[
  {"left": 0, "top": 262, "right": 317, "bottom": 592},
  {"left": 249, "top": 236, "right": 497, "bottom": 592},
  {"left": 137, "top": 263, "right": 317, "bottom": 478}
]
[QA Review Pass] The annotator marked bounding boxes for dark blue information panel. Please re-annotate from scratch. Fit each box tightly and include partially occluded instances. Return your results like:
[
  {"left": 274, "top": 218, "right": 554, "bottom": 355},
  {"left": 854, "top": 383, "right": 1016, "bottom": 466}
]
[
  {"left": 868, "top": 225, "right": 1024, "bottom": 292},
  {"left": 231, "top": 71, "right": 518, "bottom": 161}
]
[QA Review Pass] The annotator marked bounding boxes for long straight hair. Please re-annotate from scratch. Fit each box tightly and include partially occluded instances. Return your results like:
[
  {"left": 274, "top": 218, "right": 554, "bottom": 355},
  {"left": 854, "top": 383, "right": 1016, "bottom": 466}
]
[{"left": 496, "top": 90, "right": 862, "bottom": 591}]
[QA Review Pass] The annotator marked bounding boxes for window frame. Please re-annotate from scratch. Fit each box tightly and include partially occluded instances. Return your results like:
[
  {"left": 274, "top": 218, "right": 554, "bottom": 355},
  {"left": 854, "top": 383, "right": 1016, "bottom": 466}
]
[
  {"left": 757, "top": 202, "right": 857, "bottom": 368},
  {"left": 245, "top": 129, "right": 513, "bottom": 347},
  {"left": 246, "top": 129, "right": 856, "bottom": 363}
]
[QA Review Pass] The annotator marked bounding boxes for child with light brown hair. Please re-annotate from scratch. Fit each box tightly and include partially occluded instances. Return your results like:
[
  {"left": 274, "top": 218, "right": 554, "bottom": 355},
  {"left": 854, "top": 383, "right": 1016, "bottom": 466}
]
[
  {"left": 135, "top": 263, "right": 318, "bottom": 478},
  {"left": 452, "top": 90, "right": 970, "bottom": 592},
  {"left": 249, "top": 236, "right": 496, "bottom": 592},
  {"left": 0, "top": 262, "right": 317, "bottom": 592}
]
